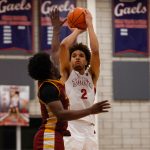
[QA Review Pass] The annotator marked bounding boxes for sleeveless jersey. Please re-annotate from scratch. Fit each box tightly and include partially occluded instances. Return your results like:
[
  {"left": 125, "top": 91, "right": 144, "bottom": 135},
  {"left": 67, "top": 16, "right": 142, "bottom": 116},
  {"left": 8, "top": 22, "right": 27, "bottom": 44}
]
[
  {"left": 65, "top": 70, "right": 95, "bottom": 124},
  {"left": 38, "top": 79, "right": 69, "bottom": 134},
  {"left": 34, "top": 80, "right": 70, "bottom": 150}
]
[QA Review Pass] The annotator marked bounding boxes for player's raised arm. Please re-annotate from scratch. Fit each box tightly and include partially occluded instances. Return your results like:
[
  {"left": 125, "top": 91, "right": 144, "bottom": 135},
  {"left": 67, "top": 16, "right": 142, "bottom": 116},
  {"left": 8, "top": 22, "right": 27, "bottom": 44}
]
[
  {"left": 85, "top": 9, "right": 100, "bottom": 85},
  {"left": 59, "top": 28, "right": 83, "bottom": 81},
  {"left": 50, "top": 8, "right": 66, "bottom": 68}
]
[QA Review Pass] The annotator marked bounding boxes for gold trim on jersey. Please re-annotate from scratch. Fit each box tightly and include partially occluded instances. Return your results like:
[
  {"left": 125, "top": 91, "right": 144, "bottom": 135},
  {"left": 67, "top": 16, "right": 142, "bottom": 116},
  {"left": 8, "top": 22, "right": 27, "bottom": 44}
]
[{"left": 43, "top": 129, "right": 55, "bottom": 149}]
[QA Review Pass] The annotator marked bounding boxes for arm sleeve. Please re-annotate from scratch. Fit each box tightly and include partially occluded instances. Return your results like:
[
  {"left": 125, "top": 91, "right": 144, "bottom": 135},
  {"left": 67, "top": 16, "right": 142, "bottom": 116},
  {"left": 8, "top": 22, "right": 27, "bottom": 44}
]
[{"left": 39, "top": 82, "right": 60, "bottom": 104}]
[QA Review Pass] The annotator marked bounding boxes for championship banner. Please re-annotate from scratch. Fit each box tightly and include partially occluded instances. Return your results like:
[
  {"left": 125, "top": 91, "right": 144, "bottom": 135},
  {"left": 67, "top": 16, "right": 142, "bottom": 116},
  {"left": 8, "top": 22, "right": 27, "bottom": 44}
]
[
  {"left": 113, "top": 0, "right": 149, "bottom": 57},
  {"left": 0, "top": 0, "right": 33, "bottom": 52},
  {"left": 40, "top": 0, "right": 76, "bottom": 51},
  {"left": 0, "top": 85, "right": 29, "bottom": 126}
]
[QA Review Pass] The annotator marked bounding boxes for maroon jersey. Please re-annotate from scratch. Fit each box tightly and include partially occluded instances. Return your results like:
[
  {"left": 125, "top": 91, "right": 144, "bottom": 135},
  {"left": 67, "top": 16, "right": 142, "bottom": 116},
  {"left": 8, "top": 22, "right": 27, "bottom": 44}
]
[{"left": 34, "top": 79, "right": 69, "bottom": 150}]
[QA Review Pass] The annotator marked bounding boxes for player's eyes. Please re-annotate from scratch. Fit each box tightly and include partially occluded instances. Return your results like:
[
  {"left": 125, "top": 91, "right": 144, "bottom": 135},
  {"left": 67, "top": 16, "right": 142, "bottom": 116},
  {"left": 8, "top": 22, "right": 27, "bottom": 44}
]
[
  {"left": 72, "top": 54, "right": 76, "bottom": 58},
  {"left": 72, "top": 53, "right": 84, "bottom": 58},
  {"left": 80, "top": 54, "right": 84, "bottom": 57}
]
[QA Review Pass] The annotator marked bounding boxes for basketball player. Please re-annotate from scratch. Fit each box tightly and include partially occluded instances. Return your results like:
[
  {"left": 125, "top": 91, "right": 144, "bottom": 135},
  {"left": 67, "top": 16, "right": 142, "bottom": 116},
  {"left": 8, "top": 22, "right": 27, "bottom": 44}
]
[
  {"left": 59, "top": 9, "right": 102, "bottom": 150},
  {"left": 28, "top": 9, "right": 111, "bottom": 150},
  {"left": 9, "top": 87, "right": 20, "bottom": 114},
  {"left": 28, "top": 52, "right": 110, "bottom": 150}
]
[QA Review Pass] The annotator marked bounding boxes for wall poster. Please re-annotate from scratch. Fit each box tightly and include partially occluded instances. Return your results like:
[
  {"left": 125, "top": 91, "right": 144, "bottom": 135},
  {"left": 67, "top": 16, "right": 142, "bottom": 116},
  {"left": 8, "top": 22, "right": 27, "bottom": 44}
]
[
  {"left": 113, "top": 0, "right": 149, "bottom": 57},
  {"left": 0, "top": 85, "right": 29, "bottom": 126}
]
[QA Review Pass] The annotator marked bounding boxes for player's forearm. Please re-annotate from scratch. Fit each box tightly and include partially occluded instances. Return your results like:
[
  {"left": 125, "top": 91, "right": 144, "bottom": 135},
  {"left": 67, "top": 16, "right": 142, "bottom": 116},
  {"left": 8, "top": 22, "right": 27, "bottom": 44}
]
[
  {"left": 88, "top": 24, "right": 99, "bottom": 54},
  {"left": 88, "top": 24, "right": 100, "bottom": 77},
  {"left": 60, "top": 29, "right": 80, "bottom": 48},
  {"left": 51, "top": 27, "right": 61, "bottom": 53},
  {"left": 50, "top": 27, "right": 61, "bottom": 66},
  {"left": 56, "top": 108, "right": 92, "bottom": 121}
]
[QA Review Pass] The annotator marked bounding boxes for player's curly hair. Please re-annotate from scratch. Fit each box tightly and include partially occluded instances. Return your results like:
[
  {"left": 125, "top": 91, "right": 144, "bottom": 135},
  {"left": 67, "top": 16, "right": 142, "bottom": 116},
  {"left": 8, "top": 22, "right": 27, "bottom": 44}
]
[
  {"left": 69, "top": 43, "right": 91, "bottom": 69},
  {"left": 28, "top": 52, "right": 58, "bottom": 81}
]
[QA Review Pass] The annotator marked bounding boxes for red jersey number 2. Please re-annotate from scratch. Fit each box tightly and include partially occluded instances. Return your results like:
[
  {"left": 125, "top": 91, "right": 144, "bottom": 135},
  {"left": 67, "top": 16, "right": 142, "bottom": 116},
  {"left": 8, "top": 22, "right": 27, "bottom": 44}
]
[{"left": 81, "top": 89, "right": 87, "bottom": 99}]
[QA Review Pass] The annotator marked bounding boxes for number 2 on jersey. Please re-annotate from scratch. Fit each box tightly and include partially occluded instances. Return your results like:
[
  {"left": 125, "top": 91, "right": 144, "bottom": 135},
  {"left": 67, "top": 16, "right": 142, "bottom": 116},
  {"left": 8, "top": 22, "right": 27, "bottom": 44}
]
[{"left": 81, "top": 89, "right": 87, "bottom": 99}]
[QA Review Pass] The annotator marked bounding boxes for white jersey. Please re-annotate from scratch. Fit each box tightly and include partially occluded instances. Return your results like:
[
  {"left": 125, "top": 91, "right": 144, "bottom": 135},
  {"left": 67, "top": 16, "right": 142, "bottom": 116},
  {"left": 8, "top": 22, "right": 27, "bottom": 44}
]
[{"left": 65, "top": 69, "right": 95, "bottom": 124}]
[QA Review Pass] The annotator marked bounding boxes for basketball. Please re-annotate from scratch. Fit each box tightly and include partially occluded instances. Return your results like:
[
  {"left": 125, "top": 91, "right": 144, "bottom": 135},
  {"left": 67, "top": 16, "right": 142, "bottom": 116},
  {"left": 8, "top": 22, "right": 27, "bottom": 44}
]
[{"left": 67, "top": 7, "right": 87, "bottom": 30}]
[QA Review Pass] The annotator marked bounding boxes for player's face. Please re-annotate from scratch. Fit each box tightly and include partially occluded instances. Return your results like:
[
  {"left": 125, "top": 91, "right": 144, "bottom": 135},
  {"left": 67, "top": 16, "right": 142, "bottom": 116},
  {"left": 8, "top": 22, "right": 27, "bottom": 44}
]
[{"left": 71, "top": 50, "right": 87, "bottom": 71}]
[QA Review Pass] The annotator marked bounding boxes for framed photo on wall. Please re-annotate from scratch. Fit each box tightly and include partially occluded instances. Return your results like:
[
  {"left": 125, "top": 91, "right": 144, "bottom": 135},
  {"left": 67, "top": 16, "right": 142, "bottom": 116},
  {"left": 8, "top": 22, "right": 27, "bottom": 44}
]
[{"left": 0, "top": 85, "right": 29, "bottom": 126}]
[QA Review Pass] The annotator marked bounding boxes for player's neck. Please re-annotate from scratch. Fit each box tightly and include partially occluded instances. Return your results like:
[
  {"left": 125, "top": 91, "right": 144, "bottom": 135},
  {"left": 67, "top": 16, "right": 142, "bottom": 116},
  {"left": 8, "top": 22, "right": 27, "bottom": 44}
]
[{"left": 74, "top": 69, "right": 85, "bottom": 75}]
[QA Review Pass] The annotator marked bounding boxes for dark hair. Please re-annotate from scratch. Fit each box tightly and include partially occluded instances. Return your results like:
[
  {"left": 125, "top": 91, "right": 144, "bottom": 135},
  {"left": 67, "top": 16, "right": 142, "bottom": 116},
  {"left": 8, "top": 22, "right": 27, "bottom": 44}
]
[
  {"left": 28, "top": 52, "right": 58, "bottom": 81},
  {"left": 15, "top": 91, "right": 19, "bottom": 95},
  {"left": 69, "top": 43, "right": 91, "bottom": 68}
]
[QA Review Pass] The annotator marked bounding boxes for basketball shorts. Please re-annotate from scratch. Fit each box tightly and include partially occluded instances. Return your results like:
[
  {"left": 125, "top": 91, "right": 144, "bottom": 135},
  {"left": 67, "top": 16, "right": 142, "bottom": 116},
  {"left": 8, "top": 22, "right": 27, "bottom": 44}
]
[
  {"left": 64, "top": 120, "right": 98, "bottom": 150},
  {"left": 33, "top": 129, "right": 64, "bottom": 150}
]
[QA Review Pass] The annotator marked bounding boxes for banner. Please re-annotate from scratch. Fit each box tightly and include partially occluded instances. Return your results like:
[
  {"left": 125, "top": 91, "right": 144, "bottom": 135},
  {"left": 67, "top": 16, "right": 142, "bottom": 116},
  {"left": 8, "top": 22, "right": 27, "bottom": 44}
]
[
  {"left": 0, "top": 85, "right": 29, "bottom": 126},
  {"left": 0, "top": 0, "right": 33, "bottom": 52},
  {"left": 40, "top": 0, "right": 76, "bottom": 51},
  {"left": 113, "top": 0, "right": 149, "bottom": 57}
]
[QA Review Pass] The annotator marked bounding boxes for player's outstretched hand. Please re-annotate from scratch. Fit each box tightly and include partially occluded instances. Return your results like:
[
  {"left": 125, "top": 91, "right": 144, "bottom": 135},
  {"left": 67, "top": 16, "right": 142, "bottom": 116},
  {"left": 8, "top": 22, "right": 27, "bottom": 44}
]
[
  {"left": 50, "top": 8, "right": 66, "bottom": 28},
  {"left": 90, "top": 100, "right": 111, "bottom": 114}
]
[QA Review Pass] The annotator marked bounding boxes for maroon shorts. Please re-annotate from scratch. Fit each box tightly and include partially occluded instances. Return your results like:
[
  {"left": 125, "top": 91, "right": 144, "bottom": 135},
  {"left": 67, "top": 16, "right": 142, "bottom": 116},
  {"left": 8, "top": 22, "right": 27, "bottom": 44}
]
[{"left": 33, "top": 129, "right": 64, "bottom": 150}]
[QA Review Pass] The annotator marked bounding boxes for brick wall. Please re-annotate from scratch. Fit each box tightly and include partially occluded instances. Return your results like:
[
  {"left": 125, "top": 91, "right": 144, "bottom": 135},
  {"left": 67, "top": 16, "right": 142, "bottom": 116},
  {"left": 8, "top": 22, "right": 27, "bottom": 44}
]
[{"left": 96, "top": 1, "right": 150, "bottom": 150}]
